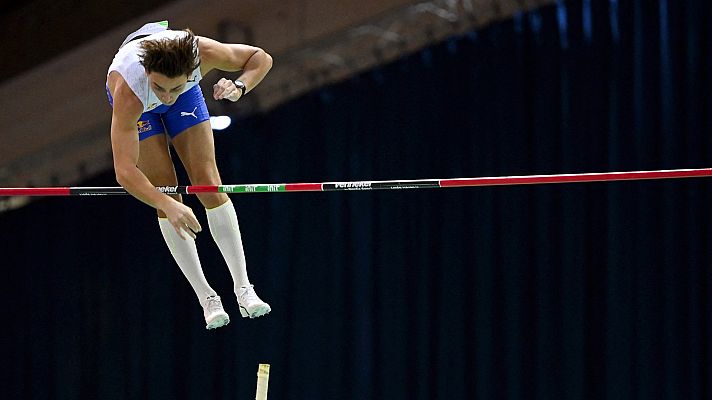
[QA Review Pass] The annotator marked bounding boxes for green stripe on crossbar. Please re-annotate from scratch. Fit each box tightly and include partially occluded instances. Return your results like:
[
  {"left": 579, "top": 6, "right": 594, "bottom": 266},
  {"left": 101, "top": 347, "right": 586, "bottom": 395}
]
[{"left": 220, "top": 185, "right": 286, "bottom": 193}]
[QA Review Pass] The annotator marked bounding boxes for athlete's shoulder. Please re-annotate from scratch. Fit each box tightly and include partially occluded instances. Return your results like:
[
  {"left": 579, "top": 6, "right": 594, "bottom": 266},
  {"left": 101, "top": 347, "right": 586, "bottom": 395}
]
[
  {"left": 108, "top": 72, "right": 143, "bottom": 118},
  {"left": 195, "top": 36, "right": 243, "bottom": 74},
  {"left": 196, "top": 35, "right": 221, "bottom": 55}
]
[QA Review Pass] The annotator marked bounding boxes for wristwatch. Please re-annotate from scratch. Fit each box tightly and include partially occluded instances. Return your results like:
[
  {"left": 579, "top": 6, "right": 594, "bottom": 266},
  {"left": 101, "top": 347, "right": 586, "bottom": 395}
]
[{"left": 234, "top": 79, "right": 247, "bottom": 97}]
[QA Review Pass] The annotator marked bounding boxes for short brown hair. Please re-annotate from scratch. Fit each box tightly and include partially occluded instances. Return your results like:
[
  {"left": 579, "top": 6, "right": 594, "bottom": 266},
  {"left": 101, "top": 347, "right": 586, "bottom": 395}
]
[{"left": 139, "top": 29, "right": 200, "bottom": 78}]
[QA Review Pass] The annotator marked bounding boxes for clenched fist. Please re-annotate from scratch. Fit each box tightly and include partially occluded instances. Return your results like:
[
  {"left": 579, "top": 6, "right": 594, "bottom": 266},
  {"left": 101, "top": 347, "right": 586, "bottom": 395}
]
[{"left": 213, "top": 78, "right": 245, "bottom": 102}]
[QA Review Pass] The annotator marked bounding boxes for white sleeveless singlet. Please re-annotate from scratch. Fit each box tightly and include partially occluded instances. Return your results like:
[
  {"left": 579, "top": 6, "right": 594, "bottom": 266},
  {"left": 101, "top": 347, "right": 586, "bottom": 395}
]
[{"left": 108, "top": 21, "right": 202, "bottom": 113}]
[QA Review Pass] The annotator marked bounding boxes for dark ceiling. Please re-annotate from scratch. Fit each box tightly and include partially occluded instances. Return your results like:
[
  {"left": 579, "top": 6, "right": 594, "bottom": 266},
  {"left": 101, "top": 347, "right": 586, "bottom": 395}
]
[{"left": 0, "top": 0, "right": 176, "bottom": 82}]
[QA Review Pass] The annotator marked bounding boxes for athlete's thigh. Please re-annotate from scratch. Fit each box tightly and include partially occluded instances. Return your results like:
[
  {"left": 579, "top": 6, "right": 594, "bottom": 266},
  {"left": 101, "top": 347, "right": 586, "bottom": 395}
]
[
  {"left": 170, "top": 121, "right": 222, "bottom": 185},
  {"left": 137, "top": 133, "right": 179, "bottom": 186}
]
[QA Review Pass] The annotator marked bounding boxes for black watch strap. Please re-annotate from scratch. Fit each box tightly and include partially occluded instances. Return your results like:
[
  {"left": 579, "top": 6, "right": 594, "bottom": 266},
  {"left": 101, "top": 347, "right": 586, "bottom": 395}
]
[{"left": 234, "top": 79, "right": 247, "bottom": 96}]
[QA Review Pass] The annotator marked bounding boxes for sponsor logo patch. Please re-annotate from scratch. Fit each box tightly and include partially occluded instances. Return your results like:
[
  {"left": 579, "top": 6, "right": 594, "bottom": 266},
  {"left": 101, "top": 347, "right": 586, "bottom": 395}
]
[
  {"left": 180, "top": 106, "right": 198, "bottom": 119},
  {"left": 334, "top": 182, "right": 372, "bottom": 189},
  {"left": 137, "top": 120, "right": 152, "bottom": 133},
  {"left": 157, "top": 186, "right": 179, "bottom": 194}
]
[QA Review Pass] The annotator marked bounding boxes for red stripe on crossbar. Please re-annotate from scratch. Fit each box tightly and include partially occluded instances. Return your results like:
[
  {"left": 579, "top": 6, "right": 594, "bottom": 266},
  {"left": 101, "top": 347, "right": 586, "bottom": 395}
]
[
  {"left": 0, "top": 188, "right": 71, "bottom": 196},
  {"left": 285, "top": 183, "right": 323, "bottom": 191},
  {"left": 439, "top": 169, "right": 712, "bottom": 187},
  {"left": 187, "top": 186, "right": 220, "bottom": 194}
]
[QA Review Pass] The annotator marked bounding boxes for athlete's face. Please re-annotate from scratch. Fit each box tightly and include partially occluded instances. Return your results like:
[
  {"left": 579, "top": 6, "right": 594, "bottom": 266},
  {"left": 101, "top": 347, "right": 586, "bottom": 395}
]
[{"left": 146, "top": 71, "right": 188, "bottom": 105}]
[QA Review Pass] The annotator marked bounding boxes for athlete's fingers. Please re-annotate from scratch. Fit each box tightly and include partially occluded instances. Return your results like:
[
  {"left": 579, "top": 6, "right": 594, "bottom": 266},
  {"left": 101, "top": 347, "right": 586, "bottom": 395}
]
[
  {"left": 170, "top": 214, "right": 200, "bottom": 240},
  {"left": 213, "top": 78, "right": 231, "bottom": 100},
  {"left": 215, "top": 88, "right": 233, "bottom": 100},
  {"left": 183, "top": 224, "right": 197, "bottom": 239},
  {"left": 213, "top": 83, "right": 224, "bottom": 100},
  {"left": 185, "top": 214, "right": 202, "bottom": 233},
  {"left": 172, "top": 220, "right": 197, "bottom": 240},
  {"left": 223, "top": 88, "right": 237, "bottom": 101},
  {"left": 213, "top": 79, "right": 224, "bottom": 99},
  {"left": 172, "top": 223, "right": 186, "bottom": 240}
]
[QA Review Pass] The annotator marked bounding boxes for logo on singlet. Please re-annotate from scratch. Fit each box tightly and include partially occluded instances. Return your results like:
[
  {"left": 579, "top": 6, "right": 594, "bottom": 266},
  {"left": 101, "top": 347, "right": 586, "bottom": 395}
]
[
  {"left": 137, "top": 120, "right": 152, "bottom": 133},
  {"left": 181, "top": 106, "right": 198, "bottom": 119}
]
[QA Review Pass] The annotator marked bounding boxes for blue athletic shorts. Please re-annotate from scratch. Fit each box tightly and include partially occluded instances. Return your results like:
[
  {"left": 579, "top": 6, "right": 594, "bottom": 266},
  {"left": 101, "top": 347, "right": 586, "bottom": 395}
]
[{"left": 106, "top": 84, "right": 210, "bottom": 141}]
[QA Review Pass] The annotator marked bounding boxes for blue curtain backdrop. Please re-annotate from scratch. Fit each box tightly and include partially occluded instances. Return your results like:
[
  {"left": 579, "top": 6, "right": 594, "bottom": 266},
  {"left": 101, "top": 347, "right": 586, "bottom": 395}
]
[{"left": 1, "top": 0, "right": 711, "bottom": 399}]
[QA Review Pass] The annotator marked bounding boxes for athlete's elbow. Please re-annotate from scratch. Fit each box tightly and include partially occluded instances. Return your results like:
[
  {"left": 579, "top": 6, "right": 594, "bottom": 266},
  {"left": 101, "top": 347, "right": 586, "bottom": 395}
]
[
  {"left": 259, "top": 49, "right": 273, "bottom": 71},
  {"left": 113, "top": 164, "right": 133, "bottom": 188},
  {"left": 265, "top": 52, "right": 273, "bottom": 69},
  {"left": 114, "top": 170, "right": 128, "bottom": 188}
]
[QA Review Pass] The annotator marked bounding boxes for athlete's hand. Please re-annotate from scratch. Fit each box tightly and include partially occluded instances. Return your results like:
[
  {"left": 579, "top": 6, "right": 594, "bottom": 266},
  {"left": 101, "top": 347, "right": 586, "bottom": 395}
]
[
  {"left": 213, "top": 78, "right": 243, "bottom": 102},
  {"left": 162, "top": 199, "right": 202, "bottom": 240}
]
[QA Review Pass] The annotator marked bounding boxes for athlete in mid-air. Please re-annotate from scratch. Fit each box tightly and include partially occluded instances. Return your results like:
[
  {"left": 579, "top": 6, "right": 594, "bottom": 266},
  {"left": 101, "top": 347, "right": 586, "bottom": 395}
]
[{"left": 106, "top": 21, "right": 273, "bottom": 329}]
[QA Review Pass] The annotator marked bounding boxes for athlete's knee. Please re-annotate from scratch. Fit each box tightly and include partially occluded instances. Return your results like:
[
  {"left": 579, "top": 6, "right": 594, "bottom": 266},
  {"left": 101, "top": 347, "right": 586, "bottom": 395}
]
[
  {"left": 189, "top": 163, "right": 221, "bottom": 185},
  {"left": 197, "top": 193, "right": 228, "bottom": 209}
]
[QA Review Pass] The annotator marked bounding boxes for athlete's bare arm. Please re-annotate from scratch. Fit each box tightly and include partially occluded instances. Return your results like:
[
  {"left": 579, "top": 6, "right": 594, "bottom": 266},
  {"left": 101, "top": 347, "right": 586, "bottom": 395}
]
[
  {"left": 108, "top": 72, "right": 202, "bottom": 239},
  {"left": 197, "top": 37, "right": 273, "bottom": 102}
]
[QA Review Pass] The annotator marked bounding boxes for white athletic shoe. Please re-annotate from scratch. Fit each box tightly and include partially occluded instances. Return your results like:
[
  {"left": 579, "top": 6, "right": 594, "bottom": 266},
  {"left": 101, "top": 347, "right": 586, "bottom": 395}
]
[
  {"left": 236, "top": 285, "right": 271, "bottom": 318},
  {"left": 203, "top": 295, "right": 230, "bottom": 330}
]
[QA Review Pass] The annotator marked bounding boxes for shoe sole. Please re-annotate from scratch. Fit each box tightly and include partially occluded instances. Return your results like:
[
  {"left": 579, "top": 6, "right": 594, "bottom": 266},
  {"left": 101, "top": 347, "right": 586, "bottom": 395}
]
[
  {"left": 239, "top": 305, "right": 271, "bottom": 319},
  {"left": 206, "top": 313, "right": 230, "bottom": 330}
]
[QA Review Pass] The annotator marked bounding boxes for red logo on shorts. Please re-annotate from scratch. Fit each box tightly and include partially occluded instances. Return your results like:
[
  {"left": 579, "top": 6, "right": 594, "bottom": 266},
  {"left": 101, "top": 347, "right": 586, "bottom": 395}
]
[{"left": 137, "top": 120, "right": 152, "bottom": 134}]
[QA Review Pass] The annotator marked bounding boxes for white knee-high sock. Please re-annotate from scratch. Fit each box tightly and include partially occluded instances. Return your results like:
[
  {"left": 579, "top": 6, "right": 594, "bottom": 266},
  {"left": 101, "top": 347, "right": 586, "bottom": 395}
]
[
  {"left": 206, "top": 200, "right": 251, "bottom": 291},
  {"left": 158, "top": 218, "right": 216, "bottom": 307}
]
